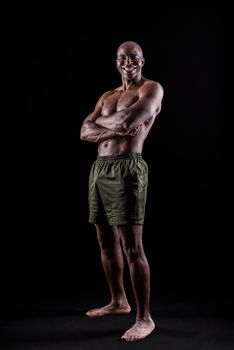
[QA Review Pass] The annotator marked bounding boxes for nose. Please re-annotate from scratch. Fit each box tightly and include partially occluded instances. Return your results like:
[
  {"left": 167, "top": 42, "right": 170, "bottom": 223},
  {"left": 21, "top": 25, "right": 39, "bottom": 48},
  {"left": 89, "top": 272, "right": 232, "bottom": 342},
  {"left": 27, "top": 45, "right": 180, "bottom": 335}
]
[{"left": 126, "top": 56, "right": 133, "bottom": 64}]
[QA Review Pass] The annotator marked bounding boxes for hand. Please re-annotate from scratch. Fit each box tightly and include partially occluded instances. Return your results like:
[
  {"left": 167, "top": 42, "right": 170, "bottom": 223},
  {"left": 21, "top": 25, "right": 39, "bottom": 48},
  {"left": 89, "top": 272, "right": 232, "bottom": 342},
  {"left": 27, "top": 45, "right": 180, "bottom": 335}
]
[
  {"left": 128, "top": 125, "right": 142, "bottom": 136},
  {"left": 116, "top": 125, "right": 142, "bottom": 137}
]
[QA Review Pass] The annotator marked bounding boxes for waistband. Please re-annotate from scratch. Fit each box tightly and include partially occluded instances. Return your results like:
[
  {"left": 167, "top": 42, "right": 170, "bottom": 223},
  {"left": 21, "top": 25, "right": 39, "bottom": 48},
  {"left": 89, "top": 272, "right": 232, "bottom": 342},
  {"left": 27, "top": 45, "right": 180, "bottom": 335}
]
[{"left": 96, "top": 153, "right": 142, "bottom": 161}]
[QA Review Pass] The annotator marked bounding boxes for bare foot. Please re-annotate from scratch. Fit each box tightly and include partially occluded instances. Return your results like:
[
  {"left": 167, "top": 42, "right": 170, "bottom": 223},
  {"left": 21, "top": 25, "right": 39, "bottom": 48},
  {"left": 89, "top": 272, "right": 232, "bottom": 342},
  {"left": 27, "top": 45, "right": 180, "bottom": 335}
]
[
  {"left": 121, "top": 317, "right": 155, "bottom": 342},
  {"left": 85, "top": 302, "right": 131, "bottom": 317}
]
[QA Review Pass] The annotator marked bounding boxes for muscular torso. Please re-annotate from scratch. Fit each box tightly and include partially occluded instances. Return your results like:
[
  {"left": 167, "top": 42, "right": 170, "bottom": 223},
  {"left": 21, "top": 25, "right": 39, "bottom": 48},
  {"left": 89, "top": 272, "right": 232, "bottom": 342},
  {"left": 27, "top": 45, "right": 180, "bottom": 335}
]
[{"left": 98, "top": 81, "right": 156, "bottom": 156}]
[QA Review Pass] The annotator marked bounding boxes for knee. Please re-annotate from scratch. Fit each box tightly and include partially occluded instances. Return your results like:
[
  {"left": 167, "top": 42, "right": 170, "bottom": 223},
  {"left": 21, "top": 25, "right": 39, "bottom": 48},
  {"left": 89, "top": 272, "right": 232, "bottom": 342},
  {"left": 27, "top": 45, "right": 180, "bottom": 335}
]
[
  {"left": 97, "top": 237, "right": 115, "bottom": 256},
  {"left": 122, "top": 244, "right": 144, "bottom": 262}
]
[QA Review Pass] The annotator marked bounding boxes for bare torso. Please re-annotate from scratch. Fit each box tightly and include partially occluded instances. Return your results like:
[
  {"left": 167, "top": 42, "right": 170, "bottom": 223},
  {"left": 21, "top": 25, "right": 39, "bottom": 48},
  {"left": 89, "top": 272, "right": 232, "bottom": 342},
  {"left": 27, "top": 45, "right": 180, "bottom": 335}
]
[{"left": 98, "top": 80, "right": 157, "bottom": 156}]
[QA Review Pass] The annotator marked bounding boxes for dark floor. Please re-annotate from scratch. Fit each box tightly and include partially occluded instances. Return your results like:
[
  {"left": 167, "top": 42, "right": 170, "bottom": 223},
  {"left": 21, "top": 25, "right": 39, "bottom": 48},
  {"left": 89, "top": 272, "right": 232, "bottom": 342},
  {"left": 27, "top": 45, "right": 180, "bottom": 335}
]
[{"left": 1, "top": 277, "right": 234, "bottom": 350}]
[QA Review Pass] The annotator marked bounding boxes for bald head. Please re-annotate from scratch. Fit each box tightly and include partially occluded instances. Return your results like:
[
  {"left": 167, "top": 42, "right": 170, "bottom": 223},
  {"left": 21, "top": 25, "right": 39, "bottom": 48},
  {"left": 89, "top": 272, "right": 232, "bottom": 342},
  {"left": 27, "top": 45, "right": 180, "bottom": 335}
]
[{"left": 117, "top": 41, "right": 144, "bottom": 59}]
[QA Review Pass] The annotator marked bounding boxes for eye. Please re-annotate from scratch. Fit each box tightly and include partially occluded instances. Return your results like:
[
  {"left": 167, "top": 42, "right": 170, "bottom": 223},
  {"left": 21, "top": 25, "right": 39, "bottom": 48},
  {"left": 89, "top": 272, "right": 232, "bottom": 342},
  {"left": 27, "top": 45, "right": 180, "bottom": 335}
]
[
  {"left": 117, "top": 55, "right": 126, "bottom": 61},
  {"left": 131, "top": 55, "right": 141, "bottom": 61}
]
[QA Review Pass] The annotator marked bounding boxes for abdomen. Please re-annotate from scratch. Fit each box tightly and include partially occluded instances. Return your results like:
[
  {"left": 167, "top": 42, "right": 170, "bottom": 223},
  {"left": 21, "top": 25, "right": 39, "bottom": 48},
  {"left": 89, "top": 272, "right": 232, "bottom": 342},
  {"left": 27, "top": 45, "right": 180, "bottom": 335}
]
[{"left": 98, "top": 136, "right": 144, "bottom": 156}]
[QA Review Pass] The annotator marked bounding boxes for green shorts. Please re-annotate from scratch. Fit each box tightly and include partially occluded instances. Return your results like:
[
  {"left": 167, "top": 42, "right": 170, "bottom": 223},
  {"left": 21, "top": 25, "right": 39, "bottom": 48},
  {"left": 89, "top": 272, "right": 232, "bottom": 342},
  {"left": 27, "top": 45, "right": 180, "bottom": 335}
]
[{"left": 88, "top": 153, "right": 148, "bottom": 225}]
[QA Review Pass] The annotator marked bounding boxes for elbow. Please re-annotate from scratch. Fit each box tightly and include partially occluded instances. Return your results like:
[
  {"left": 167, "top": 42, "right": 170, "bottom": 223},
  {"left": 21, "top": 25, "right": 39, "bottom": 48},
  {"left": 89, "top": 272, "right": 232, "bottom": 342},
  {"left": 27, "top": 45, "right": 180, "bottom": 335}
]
[
  {"left": 80, "top": 128, "right": 86, "bottom": 141},
  {"left": 118, "top": 115, "right": 130, "bottom": 131},
  {"left": 123, "top": 117, "right": 135, "bottom": 130},
  {"left": 114, "top": 121, "right": 129, "bottom": 132},
  {"left": 122, "top": 121, "right": 129, "bottom": 130}
]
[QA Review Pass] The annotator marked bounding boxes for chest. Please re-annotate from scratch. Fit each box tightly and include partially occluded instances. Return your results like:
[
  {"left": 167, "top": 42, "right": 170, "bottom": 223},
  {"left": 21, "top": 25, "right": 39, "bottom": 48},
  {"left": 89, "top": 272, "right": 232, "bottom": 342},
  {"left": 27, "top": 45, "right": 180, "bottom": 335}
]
[{"left": 101, "top": 90, "right": 139, "bottom": 116}]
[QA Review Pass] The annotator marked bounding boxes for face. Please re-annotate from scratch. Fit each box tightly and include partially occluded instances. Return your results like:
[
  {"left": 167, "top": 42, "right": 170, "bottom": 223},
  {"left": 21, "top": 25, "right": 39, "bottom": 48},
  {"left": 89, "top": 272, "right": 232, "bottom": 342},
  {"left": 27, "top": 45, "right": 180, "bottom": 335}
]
[{"left": 116, "top": 43, "right": 144, "bottom": 80}]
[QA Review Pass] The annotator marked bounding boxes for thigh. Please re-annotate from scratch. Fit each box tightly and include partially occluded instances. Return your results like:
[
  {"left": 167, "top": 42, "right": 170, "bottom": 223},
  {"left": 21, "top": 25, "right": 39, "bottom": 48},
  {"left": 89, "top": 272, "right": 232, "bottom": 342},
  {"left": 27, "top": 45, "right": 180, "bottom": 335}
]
[
  {"left": 98, "top": 158, "right": 148, "bottom": 226},
  {"left": 95, "top": 224, "right": 120, "bottom": 250},
  {"left": 117, "top": 224, "right": 143, "bottom": 250},
  {"left": 88, "top": 162, "right": 107, "bottom": 224}
]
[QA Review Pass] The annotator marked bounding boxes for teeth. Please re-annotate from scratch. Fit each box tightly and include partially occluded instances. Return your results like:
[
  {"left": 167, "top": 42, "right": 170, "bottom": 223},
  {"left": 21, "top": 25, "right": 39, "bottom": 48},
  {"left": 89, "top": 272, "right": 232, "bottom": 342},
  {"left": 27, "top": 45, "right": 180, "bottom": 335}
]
[{"left": 124, "top": 68, "right": 135, "bottom": 72}]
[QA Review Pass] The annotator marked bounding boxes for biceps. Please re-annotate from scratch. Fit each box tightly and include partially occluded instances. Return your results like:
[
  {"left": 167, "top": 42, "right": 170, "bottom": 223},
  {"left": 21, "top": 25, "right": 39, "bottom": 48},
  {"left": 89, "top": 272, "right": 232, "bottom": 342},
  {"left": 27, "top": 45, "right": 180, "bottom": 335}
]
[
  {"left": 128, "top": 95, "right": 161, "bottom": 126},
  {"left": 125, "top": 104, "right": 155, "bottom": 128}
]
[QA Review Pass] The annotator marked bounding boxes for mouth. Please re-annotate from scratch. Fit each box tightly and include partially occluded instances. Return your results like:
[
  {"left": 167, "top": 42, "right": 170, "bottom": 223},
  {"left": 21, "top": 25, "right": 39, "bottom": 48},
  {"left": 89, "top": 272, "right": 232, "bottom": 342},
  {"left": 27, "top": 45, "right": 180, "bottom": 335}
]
[{"left": 122, "top": 66, "right": 136, "bottom": 73}]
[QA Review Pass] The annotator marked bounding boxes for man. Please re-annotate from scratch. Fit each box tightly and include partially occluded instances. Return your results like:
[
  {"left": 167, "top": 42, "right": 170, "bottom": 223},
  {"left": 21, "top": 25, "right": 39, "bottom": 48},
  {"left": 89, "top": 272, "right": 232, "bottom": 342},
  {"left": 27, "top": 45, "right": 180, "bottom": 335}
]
[{"left": 80, "top": 40, "right": 164, "bottom": 342}]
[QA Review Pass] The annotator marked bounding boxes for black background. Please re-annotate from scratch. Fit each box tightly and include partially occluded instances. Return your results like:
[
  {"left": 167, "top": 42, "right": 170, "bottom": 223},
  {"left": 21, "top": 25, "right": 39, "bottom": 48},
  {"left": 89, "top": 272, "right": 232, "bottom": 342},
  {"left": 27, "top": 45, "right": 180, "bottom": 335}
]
[{"left": 1, "top": 6, "right": 232, "bottom": 302}]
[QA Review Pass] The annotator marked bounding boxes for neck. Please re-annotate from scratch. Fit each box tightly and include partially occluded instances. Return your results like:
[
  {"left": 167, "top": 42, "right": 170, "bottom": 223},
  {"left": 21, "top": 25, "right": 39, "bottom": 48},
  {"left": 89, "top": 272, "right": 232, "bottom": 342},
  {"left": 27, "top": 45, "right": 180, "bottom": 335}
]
[{"left": 122, "top": 75, "right": 142, "bottom": 91}]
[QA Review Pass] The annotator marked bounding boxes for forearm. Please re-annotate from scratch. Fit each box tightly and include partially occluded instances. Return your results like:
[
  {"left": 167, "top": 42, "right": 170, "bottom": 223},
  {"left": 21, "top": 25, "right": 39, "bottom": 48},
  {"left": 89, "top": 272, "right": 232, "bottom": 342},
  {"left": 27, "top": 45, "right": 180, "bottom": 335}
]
[
  {"left": 80, "top": 121, "right": 117, "bottom": 143},
  {"left": 95, "top": 110, "right": 129, "bottom": 132}
]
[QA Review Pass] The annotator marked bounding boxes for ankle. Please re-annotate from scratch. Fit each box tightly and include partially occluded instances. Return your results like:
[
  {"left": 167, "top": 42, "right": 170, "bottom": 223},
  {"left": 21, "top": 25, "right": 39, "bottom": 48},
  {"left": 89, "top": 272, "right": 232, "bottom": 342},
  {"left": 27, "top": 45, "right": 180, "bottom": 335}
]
[
  {"left": 136, "top": 315, "right": 153, "bottom": 323},
  {"left": 111, "top": 298, "right": 130, "bottom": 307}
]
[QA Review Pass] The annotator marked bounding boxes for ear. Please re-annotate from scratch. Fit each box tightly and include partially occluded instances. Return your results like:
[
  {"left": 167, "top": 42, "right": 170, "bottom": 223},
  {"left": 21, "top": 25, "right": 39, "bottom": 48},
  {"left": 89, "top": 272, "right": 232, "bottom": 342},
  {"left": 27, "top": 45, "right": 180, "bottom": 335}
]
[
  {"left": 116, "top": 60, "right": 121, "bottom": 72},
  {"left": 141, "top": 57, "right": 145, "bottom": 67}
]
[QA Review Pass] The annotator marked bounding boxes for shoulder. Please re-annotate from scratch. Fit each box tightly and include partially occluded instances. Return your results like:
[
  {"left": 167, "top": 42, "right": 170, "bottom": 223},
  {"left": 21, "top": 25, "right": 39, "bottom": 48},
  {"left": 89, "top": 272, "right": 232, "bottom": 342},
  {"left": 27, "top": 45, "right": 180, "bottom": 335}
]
[
  {"left": 100, "top": 89, "right": 115, "bottom": 99},
  {"left": 140, "top": 79, "right": 164, "bottom": 99},
  {"left": 144, "top": 80, "right": 164, "bottom": 92},
  {"left": 95, "top": 89, "right": 115, "bottom": 107},
  {"left": 114, "top": 86, "right": 123, "bottom": 92},
  {"left": 100, "top": 86, "right": 122, "bottom": 99}
]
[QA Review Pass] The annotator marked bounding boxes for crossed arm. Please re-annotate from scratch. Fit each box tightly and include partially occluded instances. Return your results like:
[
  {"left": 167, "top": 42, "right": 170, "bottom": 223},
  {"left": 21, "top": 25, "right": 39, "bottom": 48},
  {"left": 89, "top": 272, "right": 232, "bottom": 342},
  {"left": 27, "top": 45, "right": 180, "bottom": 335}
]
[
  {"left": 80, "top": 82, "right": 163, "bottom": 143},
  {"left": 80, "top": 91, "right": 127, "bottom": 143}
]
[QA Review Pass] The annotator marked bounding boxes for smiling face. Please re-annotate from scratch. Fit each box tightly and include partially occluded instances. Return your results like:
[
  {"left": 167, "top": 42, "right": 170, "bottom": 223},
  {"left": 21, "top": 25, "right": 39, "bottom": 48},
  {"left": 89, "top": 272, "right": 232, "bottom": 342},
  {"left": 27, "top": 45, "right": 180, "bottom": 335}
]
[{"left": 116, "top": 41, "right": 145, "bottom": 82}]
